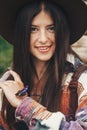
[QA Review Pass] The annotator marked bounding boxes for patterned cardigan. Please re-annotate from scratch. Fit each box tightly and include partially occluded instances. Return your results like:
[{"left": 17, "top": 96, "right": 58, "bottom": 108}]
[{"left": 15, "top": 54, "right": 87, "bottom": 130}]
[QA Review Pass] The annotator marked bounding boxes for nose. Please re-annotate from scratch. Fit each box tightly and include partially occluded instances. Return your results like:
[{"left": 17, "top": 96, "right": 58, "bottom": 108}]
[{"left": 39, "top": 30, "right": 48, "bottom": 44}]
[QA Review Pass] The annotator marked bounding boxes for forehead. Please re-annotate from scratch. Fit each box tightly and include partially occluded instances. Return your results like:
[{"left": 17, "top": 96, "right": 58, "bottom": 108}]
[{"left": 32, "top": 10, "right": 54, "bottom": 25}]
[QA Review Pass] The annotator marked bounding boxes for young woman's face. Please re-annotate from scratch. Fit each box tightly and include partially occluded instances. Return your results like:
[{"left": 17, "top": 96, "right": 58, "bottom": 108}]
[{"left": 30, "top": 10, "right": 56, "bottom": 62}]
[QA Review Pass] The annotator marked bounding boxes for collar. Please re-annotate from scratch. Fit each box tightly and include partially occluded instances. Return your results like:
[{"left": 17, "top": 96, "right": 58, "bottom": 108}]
[{"left": 65, "top": 54, "right": 84, "bottom": 73}]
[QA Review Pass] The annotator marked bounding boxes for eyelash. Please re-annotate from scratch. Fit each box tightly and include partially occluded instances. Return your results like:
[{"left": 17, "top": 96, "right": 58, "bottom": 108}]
[
  {"left": 30, "top": 25, "right": 55, "bottom": 33},
  {"left": 47, "top": 26, "right": 55, "bottom": 32},
  {"left": 31, "top": 27, "right": 38, "bottom": 32}
]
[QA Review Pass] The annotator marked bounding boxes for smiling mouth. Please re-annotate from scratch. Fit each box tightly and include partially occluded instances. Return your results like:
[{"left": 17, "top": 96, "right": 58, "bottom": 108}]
[{"left": 36, "top": 46, "right": 51, "bottom": 53}]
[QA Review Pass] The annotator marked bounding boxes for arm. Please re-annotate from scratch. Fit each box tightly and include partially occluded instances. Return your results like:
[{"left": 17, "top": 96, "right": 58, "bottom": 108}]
[
  {"left": 15, "top": 96, "right": 85, "bottom": 130},
  {"left": 15, "top": 97, "right": 65, "bottom": 130}
]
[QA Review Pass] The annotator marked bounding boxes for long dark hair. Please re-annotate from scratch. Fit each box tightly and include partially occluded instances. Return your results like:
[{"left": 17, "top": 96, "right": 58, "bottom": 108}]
[{"left": 1, "top": 0, "right": 70, "bottom": 129}]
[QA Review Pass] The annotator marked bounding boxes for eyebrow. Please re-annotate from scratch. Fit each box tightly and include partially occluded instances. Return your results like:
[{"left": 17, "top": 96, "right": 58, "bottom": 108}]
[
  {"left": 47, "top": 24, "right": 54, "bottom": 27},
  {"left": 31, "top": 24, "right": 54, "bottom": 27}
]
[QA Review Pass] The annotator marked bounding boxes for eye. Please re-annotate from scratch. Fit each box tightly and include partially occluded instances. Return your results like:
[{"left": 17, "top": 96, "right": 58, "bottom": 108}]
[
  {"left": 47, "top": 25, "right": 55, "bottom": 33},
  {"left": 30, "top": 26, "right": 38, "bottom": 33}
]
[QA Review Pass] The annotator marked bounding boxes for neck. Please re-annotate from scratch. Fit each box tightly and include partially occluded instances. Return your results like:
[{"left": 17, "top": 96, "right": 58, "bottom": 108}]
[{"left": 32, "top": 58, "right": 49, "bottom": 80}]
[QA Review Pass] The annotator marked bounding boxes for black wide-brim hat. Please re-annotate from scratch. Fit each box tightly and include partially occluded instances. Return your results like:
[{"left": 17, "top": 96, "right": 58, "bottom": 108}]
[{"left": 0, "top": 0, "right": 87, "bottom": 45}]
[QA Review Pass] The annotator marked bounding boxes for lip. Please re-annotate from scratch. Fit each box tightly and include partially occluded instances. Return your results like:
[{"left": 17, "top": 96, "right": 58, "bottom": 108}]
[{"left": 35, "top": 45, "right": 51, "bottom": 53}]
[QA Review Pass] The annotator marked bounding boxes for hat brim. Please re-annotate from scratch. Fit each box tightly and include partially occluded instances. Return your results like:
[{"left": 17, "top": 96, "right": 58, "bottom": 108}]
[{"left": 0, "top": 0, "right": 87, "bottom": 45}]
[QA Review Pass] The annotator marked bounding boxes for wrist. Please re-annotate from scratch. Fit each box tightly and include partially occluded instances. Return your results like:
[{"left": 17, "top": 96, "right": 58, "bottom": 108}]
[{"left": 15, "top": 95, "right": 28, "bottom": 107}]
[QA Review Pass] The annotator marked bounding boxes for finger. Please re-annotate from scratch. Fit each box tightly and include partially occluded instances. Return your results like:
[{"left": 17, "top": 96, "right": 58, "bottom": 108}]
[
  {"left": 10, "top": 70, "right": 22, "bottom": 83},
  {"left": 0, "top": 71, "right": 10, "bottom": 82}
]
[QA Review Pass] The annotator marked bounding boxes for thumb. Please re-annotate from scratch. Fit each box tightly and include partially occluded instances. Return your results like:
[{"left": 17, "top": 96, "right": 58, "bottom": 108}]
[{"left": 10, "top": 70, "right": 23, "bottom": 84}]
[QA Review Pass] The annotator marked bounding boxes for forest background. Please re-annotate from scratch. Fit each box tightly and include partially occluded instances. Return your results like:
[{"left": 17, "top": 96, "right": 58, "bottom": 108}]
[{"left": 0, "top": 36, "right": 13, "bottom": 77}]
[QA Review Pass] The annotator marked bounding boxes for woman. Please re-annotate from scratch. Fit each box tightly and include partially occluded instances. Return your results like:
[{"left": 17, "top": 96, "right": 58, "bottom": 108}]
[{"left": 0, "top": 0, "right": 87, "bottom": 129}]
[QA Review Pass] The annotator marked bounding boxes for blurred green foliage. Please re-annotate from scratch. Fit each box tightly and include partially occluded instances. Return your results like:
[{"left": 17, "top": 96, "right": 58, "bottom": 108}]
[{"left": 0, "top": 36, "right": 13, "bottom": 77}]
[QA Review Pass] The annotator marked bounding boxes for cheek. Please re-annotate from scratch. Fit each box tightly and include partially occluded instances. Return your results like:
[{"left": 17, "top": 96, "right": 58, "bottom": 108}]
[
  {"left": 52, "top": 44, "right": 56, "bottom": 53},
  {"left": 49, "top": 33, "right": 55, "bottom": 42},
  {"left": 30, "top": 36, "right": 35, "bottom": 45},
  {"left": 51, "top": 35, "right": 56, "bottom": 47},
  {"left": 29, "top": 37, "right": 37, "bottom": 51},
  {"left": 30, "top": 33, "right": 38, "bottom": 43}
]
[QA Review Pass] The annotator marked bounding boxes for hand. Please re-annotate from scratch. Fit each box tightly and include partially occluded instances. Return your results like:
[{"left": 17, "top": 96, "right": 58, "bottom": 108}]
[{"left": 0, "top": 70, "right": 27, "bottom": 107}]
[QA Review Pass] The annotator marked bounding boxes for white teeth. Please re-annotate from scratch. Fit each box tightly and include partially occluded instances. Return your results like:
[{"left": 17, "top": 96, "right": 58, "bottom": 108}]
[
  {"left": 37, "top": 46, "right": 50, "bottom": 52},
  {"left": 39, "top": 47, "right": 48, "bottom": 50}
]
